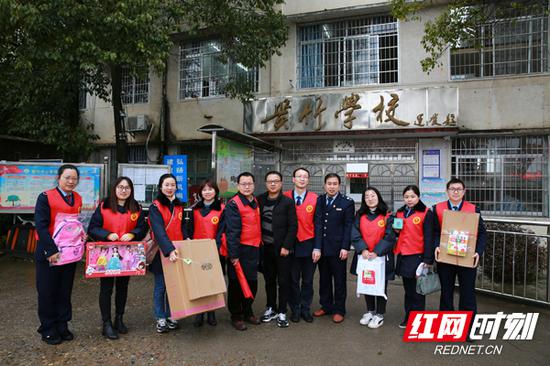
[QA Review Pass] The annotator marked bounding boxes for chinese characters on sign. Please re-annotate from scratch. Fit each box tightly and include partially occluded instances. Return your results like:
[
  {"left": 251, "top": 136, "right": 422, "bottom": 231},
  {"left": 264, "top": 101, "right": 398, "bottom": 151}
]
[
  {"left": 163, "top": 155, "right": 188, "bottom": 202},
  {"left": 246, "top": 87, "right": 458, "bottom": 134}
]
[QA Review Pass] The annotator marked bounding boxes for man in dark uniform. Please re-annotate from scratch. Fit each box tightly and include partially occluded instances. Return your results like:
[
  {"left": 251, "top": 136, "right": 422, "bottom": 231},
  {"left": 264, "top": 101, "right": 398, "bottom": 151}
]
[
  {"left": 313, "top": 173, "right": 354, "bottom": 323},
  {"left": 433, "top": 177, "right": 487, "bottom": 316},
  {"left": 224, "top": 172, "right": 262, "bottom": 331}
]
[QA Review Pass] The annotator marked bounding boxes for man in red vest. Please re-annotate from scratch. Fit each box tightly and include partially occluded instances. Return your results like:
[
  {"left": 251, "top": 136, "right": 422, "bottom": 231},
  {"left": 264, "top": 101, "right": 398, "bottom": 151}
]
[
  {"left": 225, "top": 172, "right": 262, "bottom": 331},
  {"left": 433, "top": 178, "right": 487, "bottom": 316},
  {"left": 284, "top": 167, "right": 318, "bottom": 323}
]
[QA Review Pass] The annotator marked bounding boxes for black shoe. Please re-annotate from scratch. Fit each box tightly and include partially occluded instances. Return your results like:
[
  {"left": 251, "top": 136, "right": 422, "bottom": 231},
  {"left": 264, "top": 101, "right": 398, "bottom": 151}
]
[
  {"left": 114, "top": 315, "right": 128, "bottom": 334},
  {"left": 207, "top": 312, "right": 217, "bottom": 326},
  {"left": 194, "top": 314, "right": 204, "bottom": 327},
  {"left": 302, "top": 312, "right": 314, "bottom": 323},
  {"left": 58, "top": 328, "right": 74, "bottom": 341},
  {"left": 398, "top": 320, "right": 408, "bottom": 329},
  {"left": 42, "top": 334, "right": 62, "bottom": 345},
  {"left": 290, "top": 313, "right": 300, "bottom": 323},
  {"left": 102, "top": 321, "right": 119, "bottom": 340}
]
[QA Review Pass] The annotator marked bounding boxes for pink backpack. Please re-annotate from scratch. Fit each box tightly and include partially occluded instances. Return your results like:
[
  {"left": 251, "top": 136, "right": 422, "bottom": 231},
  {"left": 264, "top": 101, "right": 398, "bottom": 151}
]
[{"left": 51, "top": 213, "right": 86, "bottom": 266}]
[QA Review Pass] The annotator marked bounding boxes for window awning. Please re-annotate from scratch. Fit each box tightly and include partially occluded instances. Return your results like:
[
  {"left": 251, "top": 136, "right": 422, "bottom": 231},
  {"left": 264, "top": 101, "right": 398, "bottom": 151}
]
[{"left": 197, "top": 124, "right": 280, "bottom": 152}]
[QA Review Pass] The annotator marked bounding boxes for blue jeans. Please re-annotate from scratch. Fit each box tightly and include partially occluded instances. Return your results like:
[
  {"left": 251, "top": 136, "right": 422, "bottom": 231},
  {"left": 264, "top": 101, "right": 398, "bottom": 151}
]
[{"left": 153, "top": 272, "right": 171, "bottom": 319}]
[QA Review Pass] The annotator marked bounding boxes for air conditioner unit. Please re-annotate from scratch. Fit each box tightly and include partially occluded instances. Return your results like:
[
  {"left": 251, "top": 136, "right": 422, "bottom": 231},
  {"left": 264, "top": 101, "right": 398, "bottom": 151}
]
[{"left": 125, "top": 114, "right": 149, "bottom": 133}]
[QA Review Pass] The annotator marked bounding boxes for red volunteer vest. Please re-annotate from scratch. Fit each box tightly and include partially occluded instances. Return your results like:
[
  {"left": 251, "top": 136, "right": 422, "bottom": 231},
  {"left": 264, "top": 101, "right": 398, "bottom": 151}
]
[
  {"left": 435, "top": 201, "right": 476, "bottom": 225},
  {"left": 394, "top": 208, "right": 428, "bottom": 255},
  {"left": 284, "top": 190, "right": 317, "bottom": 242},
  {"left": 229, "top": 196, "right": 261, "bottom": 247},
  {"left": 100, "top": 202, "right": 140, "bottom": 238},
  {"left": 45, "top": 188, "right": 82, "bottom": 235},
  {"left": 193, "top": 204, "right": 224, "bottom": 239},
  {"left": 151, "top": 199, "right": 185, "bottom": 241},
  {"left": 359, "top": 213, "right": 389, "bottom": 252}
]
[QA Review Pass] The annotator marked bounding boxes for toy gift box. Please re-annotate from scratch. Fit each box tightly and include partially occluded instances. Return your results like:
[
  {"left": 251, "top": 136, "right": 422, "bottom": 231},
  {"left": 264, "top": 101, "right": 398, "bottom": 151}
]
[
  {"left": 161, "top": 239, "right": 226, "bottom": 320},
  {"left": 436, "top": 210, "right": 479, "bottom": 268},
  {"left": 85, "top": 242, "right": 147, "bottom": 278}
]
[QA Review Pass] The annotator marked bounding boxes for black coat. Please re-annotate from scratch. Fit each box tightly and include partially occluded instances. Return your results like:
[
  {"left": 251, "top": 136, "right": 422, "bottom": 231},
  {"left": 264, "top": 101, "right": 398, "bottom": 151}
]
[
  {"left": 256, "top": 191, "right": 298, "bottom": 252},
  {"left": 350, "top": 212, "right": 396, "bottom": 280},
  {"left": 314, "top": 193, "right": 355, "bottom": 257}
]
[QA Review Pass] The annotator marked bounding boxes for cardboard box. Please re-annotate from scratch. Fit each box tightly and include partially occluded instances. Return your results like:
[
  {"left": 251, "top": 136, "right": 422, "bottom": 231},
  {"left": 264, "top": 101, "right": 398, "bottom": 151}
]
[
  {"left": 85, "top": 241, "right": 147, "bottom": 278},
  {"left": 161, "top": 239, "right": 226, "bottom": 319},
  {"left": 437, "top": 210, "right": 480, "bottom": 268}
]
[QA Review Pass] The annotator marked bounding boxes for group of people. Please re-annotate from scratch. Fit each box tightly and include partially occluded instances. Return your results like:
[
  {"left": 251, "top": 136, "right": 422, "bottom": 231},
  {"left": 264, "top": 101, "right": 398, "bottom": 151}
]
[{"left": 34, "top": 164, "right": 486, "bottom": 345}]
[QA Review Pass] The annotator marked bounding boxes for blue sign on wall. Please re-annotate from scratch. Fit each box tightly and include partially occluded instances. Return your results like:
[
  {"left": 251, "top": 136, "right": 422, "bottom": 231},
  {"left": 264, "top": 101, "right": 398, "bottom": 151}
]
[{"left": 163, "top": 155, "right": 188, "bottom": 202}]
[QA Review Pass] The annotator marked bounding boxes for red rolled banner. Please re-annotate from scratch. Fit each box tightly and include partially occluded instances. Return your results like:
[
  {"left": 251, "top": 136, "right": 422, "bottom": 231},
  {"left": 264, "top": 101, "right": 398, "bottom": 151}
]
[{"left": 233, "top": 260, "right": 254, "bottom": 299}]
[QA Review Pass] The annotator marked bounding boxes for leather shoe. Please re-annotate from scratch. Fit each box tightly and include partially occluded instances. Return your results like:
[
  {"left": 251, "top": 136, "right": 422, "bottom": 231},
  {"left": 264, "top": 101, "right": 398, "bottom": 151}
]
[
  {"left": 302, "top": 313, "right": 314, "bottom": 323},
  {"left": 313, "top": 309, "right": 327, "bottom": 317},
  {"left": 245, "top": 315, "right": 261, "bottom": 325},
  {"left": 332, "top": 314, "right": 345, "bottom": 323},
  {"left": 58, "top": 328, "right": 74, "bottom": 341},
  {"left": 232, "top": 320, "right": 247, "bottom": 331},
  {"left": 114, "top": 315, "right": 128, "bottom": 334},
  {"left": 207, "top": 311, "right": 217, "bottom": 326},
  {"left": 102, "top": 321, "right": 119, "bottom": 340},
  {"left": 290, "top": 313, "right": 300, "bottom": 323},
  {"left": 42, "top": 334, "right": 62, "bottom": 345}
]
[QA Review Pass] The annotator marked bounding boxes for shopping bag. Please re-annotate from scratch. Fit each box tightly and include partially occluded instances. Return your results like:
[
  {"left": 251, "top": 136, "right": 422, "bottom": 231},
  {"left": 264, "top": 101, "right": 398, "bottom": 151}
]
[
  {"left": 416, "top": 269, "right": 441, "bottom": 295},
  {"left": 356, "top": 255, "right": 386, "bottom": 299}
]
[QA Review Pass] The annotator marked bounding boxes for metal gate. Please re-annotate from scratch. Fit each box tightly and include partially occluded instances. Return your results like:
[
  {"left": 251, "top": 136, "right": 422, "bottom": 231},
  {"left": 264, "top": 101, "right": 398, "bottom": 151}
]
[{"left": 368, "top": 163, "right": 417, "bottom": 211}]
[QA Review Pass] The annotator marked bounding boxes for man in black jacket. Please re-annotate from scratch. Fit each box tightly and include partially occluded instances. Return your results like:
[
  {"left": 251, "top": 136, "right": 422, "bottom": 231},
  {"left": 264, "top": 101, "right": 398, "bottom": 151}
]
[{"left": 257, "top": 171, "right": 298, "bottom": 328}]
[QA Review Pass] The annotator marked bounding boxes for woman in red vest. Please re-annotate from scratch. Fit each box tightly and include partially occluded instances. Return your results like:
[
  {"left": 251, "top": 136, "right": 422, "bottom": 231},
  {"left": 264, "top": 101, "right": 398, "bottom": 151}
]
[
  {"left": 188, "top": 179, "right": 226, "bottom": 327},
  {"left": 34, "top": 164, "right": 83, "bottom": 345},
  {"left": 88, "top": 176, "right": 147, "bottom": 340},
  {"left": 351, "top": 187, "right": 396, "bottom": 329},
  {"left": 393, "top": 185, "right": 435, "bottom": 328},
  {"left": 148, "top": 173, "right": 187, "bottom": 333}
]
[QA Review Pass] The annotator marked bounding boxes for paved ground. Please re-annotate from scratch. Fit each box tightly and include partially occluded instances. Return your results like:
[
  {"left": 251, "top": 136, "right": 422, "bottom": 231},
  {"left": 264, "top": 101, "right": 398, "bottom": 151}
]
[{"left": 0, "top": 255, "right": 549, "bottom": 366}]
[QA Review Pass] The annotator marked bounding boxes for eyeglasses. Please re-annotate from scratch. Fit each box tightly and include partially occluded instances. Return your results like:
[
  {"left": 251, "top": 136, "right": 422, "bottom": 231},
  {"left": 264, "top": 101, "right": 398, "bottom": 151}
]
[
  {"left": 447, "top": 188, "right": 464, "bottom": 193},
  {"left": 116, "top": 185, "right": 131, "bottom": 191},
  {"left": 266, "top": 180, "right": 282, "bottom": 185},
  {"left": 239, "top": 183, "right": 254, "bottom": 187}
]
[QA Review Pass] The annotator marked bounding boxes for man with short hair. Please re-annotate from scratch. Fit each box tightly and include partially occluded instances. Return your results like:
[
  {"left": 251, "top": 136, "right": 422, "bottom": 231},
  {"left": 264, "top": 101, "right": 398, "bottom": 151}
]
[
  {"left": 225, "top": 172, "right": 262, "bottom": 331},
  {"left": 313, "top": 173, "right": 354, "bottom": 323},
  {"left": 284, "top": 167, "right": 318, "bottom": 323},
  {"left": 433, "top": 178, "right": 487, "bottom": 315},
  {"left": 257, "top": 171, "right": 297, "bottom": 328}
]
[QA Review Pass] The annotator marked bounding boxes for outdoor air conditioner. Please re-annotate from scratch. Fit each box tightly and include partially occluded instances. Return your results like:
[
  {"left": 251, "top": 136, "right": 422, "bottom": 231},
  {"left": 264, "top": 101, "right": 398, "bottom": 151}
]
[{"left": 125, "top": 114, "right": 150, "bottom": 133}]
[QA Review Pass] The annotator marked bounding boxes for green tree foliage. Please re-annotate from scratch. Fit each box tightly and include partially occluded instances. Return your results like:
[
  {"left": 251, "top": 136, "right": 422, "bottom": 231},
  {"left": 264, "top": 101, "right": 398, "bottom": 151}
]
[
  {"left": 390, "top": 0, "right": 548, "bottom": 72},
  {"left": 0, "top": 0, "right": 287, "bottom": 162}
]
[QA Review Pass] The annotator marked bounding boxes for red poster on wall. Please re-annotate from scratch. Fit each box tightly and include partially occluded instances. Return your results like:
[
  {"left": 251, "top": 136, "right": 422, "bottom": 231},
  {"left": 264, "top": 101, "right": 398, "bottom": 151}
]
[{"left": 85, "top": 241, "right": 147, "bottom": 278}]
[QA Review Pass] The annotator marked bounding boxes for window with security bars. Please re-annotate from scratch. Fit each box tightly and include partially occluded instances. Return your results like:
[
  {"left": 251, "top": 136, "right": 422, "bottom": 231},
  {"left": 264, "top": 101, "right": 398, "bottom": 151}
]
[
  {"left": 297, "top": 15, "right": 398, "bottom": 89},
  {"left": 450, "top": 8, "right": 549, "bottom": 80},
  {"left": 452, "top": 136, "right": 549, "bottom": 217},
  {"left": 121, "top": 65, "right": 149, "bottom": 104},
  {"left": 179, "top": 40, "right": 259, "bottom": 99}
]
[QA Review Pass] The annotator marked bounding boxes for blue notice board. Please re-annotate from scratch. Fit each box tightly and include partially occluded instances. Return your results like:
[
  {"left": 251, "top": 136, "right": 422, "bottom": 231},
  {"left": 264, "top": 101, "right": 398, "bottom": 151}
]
[{"left": 163, "top": 155, "right": 188, "bottom": 202}]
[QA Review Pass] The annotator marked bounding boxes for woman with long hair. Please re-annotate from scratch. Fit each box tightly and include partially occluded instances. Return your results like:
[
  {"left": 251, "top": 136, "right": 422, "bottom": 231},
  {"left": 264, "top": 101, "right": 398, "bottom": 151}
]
[
  {"left": 350, "top": 187, "right": 396, "bottom": 329},
  {"left": 148, "top": 173, "right": 188, "bottom": 333},
  {"left": 88, "top": 176, "right": 147, "bottom": 340}
]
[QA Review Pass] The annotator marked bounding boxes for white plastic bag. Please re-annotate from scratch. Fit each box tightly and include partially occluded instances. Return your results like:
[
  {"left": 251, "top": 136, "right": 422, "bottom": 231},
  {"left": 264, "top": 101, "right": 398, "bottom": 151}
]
[{"left": 356, "top": 255, "right": 386, "bottom": 299}]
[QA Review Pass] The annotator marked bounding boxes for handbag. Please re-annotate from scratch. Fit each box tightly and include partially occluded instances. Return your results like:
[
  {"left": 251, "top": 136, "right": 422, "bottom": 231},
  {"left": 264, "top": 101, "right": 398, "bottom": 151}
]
[
  {"left": 416, "top": 268, "right": 441, "bottom": 295},
  {"left": 145, "top": 205, "right": 176, "bottom": 265}
]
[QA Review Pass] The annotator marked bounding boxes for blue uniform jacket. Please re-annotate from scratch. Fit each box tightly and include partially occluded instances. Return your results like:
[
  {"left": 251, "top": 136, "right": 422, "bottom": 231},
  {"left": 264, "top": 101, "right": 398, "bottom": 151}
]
[{"left": 314, "top": 193, "right": 355, "bottom": 257}]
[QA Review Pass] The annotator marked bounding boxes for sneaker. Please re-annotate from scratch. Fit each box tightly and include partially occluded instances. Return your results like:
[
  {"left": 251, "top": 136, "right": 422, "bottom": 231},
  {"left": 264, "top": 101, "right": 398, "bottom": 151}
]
[
  {"left": 166, "top": 318, "right": 179, "bottom": 330},
  {"left": 368, "top": 314, "right": 384, "bottom": 329},
  {"left": 156, "top": 318, "right": 169, "bottom": 333},
  {"left": 398, "top": 319, "right": 408, "bottom": 329},
  {"left": 276, "top": 313, "right": 289, "bottom": 328},
  {"left": 260, "top": 307, "right": 278, "bottom": 323},
  {"left": 359, "top": 312, "right": 375, "bottom": 326}
]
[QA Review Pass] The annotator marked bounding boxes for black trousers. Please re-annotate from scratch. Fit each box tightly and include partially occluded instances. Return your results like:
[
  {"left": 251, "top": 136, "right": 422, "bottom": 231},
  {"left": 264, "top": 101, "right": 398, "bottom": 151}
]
[
  {"left": 99, "top": 276, "right": 130, "bottom": 322},
  {"left": 364, "top": 280, "right": 388, "bottom": 314},
  {"left": 438, "top": 262, "right": 477, "bottom": 313},
  {"left": 36, "top": 260, "right": 77, "bottom": 336},
  {"left": 318, "top": 256, "right": 347, "bottom": 315},
  {"left": 402, "top": 276, "right": 425, "bottom": 320},
  {"left": 289, "top": 255, "right": 316, "bottom": 316},
  {"left": 227, "top": 278, "right": 258, "bottom": 321},
  {"left": 262, "top": 245, "right": 292, "bottom": 314}
]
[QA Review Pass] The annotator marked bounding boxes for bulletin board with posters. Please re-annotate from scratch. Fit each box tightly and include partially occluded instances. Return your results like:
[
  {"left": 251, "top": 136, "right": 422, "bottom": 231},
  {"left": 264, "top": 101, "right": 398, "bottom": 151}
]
[
  {"left": 0, "top": 162, "right": 104, "bottom": 215},
  {"left": 216, "top": 138, "right": 254, "bottom": 199},
  {"left": 117, "top": 164, "right": 171, "bottom": 208}
]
